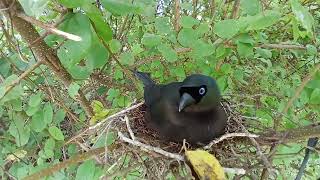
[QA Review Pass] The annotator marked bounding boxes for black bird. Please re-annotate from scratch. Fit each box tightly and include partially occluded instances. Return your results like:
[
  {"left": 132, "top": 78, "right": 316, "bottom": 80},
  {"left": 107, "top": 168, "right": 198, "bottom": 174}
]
[{"left": 134, "top": 71, "right": 227, "bottom": 144}]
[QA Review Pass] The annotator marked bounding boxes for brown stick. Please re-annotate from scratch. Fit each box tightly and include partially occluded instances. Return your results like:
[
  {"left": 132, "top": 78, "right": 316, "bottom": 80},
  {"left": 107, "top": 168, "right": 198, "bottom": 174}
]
[
  {"left": 174, "top": 0, "right": 180, "bottom": 32},
  {"left": 230, "top": 0, "right": 240, "bottom": 19},
  {"left": 16, "top": 13, "right": 81, "bottom": 42}
]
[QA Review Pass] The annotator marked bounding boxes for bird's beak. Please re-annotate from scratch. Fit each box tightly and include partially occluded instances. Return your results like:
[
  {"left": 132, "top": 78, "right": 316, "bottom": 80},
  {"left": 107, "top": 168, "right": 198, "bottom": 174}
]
[{"left": 179, "top": 93, "right": 196, "bottom": 112}]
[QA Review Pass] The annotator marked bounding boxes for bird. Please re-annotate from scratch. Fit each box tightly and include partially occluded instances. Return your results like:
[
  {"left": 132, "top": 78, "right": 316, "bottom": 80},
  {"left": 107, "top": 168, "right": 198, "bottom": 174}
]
[{"left": 134, "top": 71, "right": 227, "bottom": 144}]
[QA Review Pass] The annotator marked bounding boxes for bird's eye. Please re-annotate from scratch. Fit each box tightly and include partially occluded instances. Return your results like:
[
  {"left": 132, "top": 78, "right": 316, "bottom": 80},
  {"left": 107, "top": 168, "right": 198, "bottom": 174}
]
[{"left": 199, "top": 87, "right": 206, "bottom": 95}]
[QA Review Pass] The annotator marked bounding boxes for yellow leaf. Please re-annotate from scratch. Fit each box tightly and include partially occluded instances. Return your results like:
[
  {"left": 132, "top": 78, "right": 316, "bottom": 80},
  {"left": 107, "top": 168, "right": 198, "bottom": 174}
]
[
  {"left": 185, "top": 150, "right": 226, "bottom": 180},
  {"left": 6, "top": 150, "right": 27, "bottom": 161}
]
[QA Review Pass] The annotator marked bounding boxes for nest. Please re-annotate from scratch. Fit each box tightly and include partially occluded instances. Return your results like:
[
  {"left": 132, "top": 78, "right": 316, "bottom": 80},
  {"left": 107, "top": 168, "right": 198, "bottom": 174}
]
[{"left": 77, "top": 99, "right": 265, "bottom": 179}]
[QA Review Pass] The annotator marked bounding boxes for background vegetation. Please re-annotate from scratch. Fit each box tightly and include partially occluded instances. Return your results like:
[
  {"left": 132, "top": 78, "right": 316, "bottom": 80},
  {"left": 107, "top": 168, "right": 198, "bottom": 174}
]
[{"left": 0, "top": 0, "right": 319, "bottom": 179}]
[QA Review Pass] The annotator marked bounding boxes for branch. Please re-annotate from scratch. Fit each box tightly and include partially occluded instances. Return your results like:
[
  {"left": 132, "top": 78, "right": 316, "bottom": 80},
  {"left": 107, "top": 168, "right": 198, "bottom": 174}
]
[
  {"left": 23, "top": 147, "right": 108, "bottom": 180},
  {"left": 230, "top": 0, "right": 240, "bottom": 19},
  {"left": 258, "top": 43, "right": 308, "bottom": 50},
  {"left": 204, "top": 132, "right": 259, "bottom": 149},
  {"left": 0, "top": 0, "right": 93, "bottom": 117},
  {"left": 174, "top": 0, "right": 180, "bottom": 31},
  {"left": 282, "top": 63, "right": 320, "bottom": 115},
  {"left": 66, "top": 102, "right": 144, "bottom": 144},
  {"left": 118, "top": 131, "right": 184, "bottom": 161},
  {"left": 16, "top": 13, "right": 81, "bottom": 42},
  {"left": 0, "top": 60, "right": 43, "bottom": 100},
  {"left": 118, "top": 132, "right": 246, "bottom": 175},
  {"left": 259, "top": 124, "right": 320, "bottom": 144}
]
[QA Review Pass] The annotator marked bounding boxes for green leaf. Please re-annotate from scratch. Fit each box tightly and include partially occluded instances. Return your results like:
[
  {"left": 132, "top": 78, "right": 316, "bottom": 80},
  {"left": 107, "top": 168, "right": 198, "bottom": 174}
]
[
  {"left": 119, "top": 52, "right": 135, "bottom": 66},
  {"left": 240, "top": 0, "right": 261, "bottom": 15},
  {"left": 57, "top": 13, "right": 93, "bottom": 78},
  {"left": 101, "top": 0, "right": 141, "bottom": 16},
  {"left": 114, "top": 69, "right": 123, "bottom": 80},
  {"left": 237, "top": 42, "right": 254, "bottom": 57},
  {"left": 256, "top": 48, "right": 272, "bottom": 59},
  {"left": 177, "top": 28, "right": 198, "bottom": 47},
  {"left": 93, "top": 132, "right": 116, "bottom": 148},
  {"left": 44, "top": 138, "right": 55, "bottom": 151},
  {"left": 55, "top": 109, "right": 66, "bottom": 124},
  {"left": 26, "top": 105, "right": 40, "bottom": 116},
  {"left": 155, "top": 17, "right": 172, "bottom": 34},
  {"left": 92, "top": 100, "right": 104, "bottom": 113},
  {"left": 28, "top": 93, "right": 42, "bottom": 107},
  {"left": 291, "top": 0, "right": 314, "bottom": 34},
  {"left": 213, "top": 19, "right": 240, "bottom": 39},
  {"left": 109, "top": 39, "right": 122, "bottom": 53},
  {"left": 9, "top": 114, "right": 30, "bottom": 147},
  {"left": 57, "top": 0, "right": 88, "bottom": 8},
  {"left": 172, "top": 67, "right": 186, "bottom": 79},
  {"left": 48, "top": 126, "right": 65, "bottom": 141},
  {"left": 141, "top": 33, "right": 162, "bottom": 47},
  {"left": 220, "top": 64, "right": 232, "bottom": 74},
  {"left": 157, "top": 44, "right": 178, "bottom": 62},
  {"left": 31, "top": 111, "right": 46, "bottom": 132},
  {"left": 242, "top": 10, "right": 281, "bottom": 30},
  {"left": 0, "top": 75, "right": 23, "bottom": 103},
  {"left": 44, "top": 138, "right": 55, "bottom": 158},
  {"left": 19, "top": 0, "right": 50, "bottom": 17},
  {"left": 0, "top": 86, "right": 6, "bottom": 99},
  {"left": 75, "top": 160, "right": 95, "bottom": 180},
  {"left": 236, "top": 33, "right": 254, "bottom": 44},
  {"left": 196, "top": 23, "right": 210, "bottom": 37},
  {"left": 86, "top": 34, "right": 109, "bottom": 69},
  {"left": 191, "top": 40, "right": 214, "bottom": 58},
  {"left": 68, "top": 82, "right": 80, "bottom": 99},
  {"left": 43, "top": 103, "right": 53, "bottom": 124},
  {"left": 180, "top": 16, "right": 200, "bottom": 28},
  {"left": 306, "top": 44, "right": 317, "bottom": 55},
  {"left": 82, "top": 3, "right": 113, "bottom": 42},
  {"left": 310, "top": 89, "right": 320, "bottom": 104},
  {"left": 215, "top": 45, "right": 232, "bottom": 59},
  {"left": 107, "top": 88, "right": 120, "bottom": 101},
  {"left": 9, "top": 98, "right": 23, "bottom": 111},
  {"left": 132, "top": 44, "right": 144, "bottom": 55}
]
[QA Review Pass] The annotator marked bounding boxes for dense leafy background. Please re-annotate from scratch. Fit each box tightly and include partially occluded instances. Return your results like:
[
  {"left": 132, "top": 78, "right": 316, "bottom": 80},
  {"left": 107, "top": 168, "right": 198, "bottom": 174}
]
[{"left": 0, "top": 0, "right": 319, "bottom": 179}]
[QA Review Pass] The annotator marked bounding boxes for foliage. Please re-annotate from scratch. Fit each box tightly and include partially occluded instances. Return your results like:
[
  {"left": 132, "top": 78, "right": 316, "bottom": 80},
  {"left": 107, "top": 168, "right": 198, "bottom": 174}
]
[{"left": 0, "top": 0, "right": 319, "bottom": 179}]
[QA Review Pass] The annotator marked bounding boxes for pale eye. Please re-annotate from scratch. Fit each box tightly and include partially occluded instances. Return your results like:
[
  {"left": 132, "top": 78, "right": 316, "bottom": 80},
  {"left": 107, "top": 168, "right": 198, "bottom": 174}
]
[{"left": 199, "top": 87, "right": 206, "bottom": 95}]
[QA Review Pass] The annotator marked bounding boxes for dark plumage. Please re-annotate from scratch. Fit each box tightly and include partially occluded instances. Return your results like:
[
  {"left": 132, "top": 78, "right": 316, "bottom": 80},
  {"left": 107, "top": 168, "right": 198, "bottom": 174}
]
[{"left": 134, "top": 71, "right": 227, "bottom": 144}]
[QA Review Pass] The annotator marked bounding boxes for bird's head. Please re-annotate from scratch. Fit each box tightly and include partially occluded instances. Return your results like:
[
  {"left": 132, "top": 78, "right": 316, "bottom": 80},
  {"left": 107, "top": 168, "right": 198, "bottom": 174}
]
[{"left": 178, "top": 74, "right": 221, "bottom": 112}]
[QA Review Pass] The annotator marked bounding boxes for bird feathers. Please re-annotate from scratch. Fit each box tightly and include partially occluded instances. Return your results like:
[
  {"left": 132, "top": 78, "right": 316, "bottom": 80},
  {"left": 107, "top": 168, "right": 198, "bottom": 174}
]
[{"left": 134, "top": 71, "right": 227, "bottom": 144}]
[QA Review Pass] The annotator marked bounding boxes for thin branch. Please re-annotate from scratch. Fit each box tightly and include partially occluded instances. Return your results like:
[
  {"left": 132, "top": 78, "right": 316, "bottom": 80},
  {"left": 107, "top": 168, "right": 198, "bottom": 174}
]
[
  {"left": 16, "top": 13, "right": 81, "bottom": 42},
  {"left": 230, "top": 0, "right": 240, "bottom": 19},
  {"left": 27, "top": 11, "right": 69, "bottom": 48},
  {"left": 174, "top": 0, "right": 180, "bottom": 31},
  {"left": 282, "top": 63, "right": 320, "bottom": 115},
  {"left": 23, "top": 147, "right": 108, "bottom": 180},
  {"left": 123, "top": 115, "right": 136, "bottom": 141},
  {"left": 89, "top": 102, "right": 144, "bottom": 131},
  {"left": 118, "top": 132, "right": 246, "bottom": 175},
  {"left": 258, "top": 43, "right": 308, "bottom": 50},
  {"left": 236, "top": 120, "right": 274, "bottom": 175},
  {"left": 118, "top": 131, "right": 185, "bottom": 161},
  {"left": 66, "top": 102, "right": 144, "bottom": 144},
  {"left": 0, "top": 60, "right": 43, "bottom": 100},
  {"left": 204, "top": 132, "right": 259, "bottom": 149}
]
